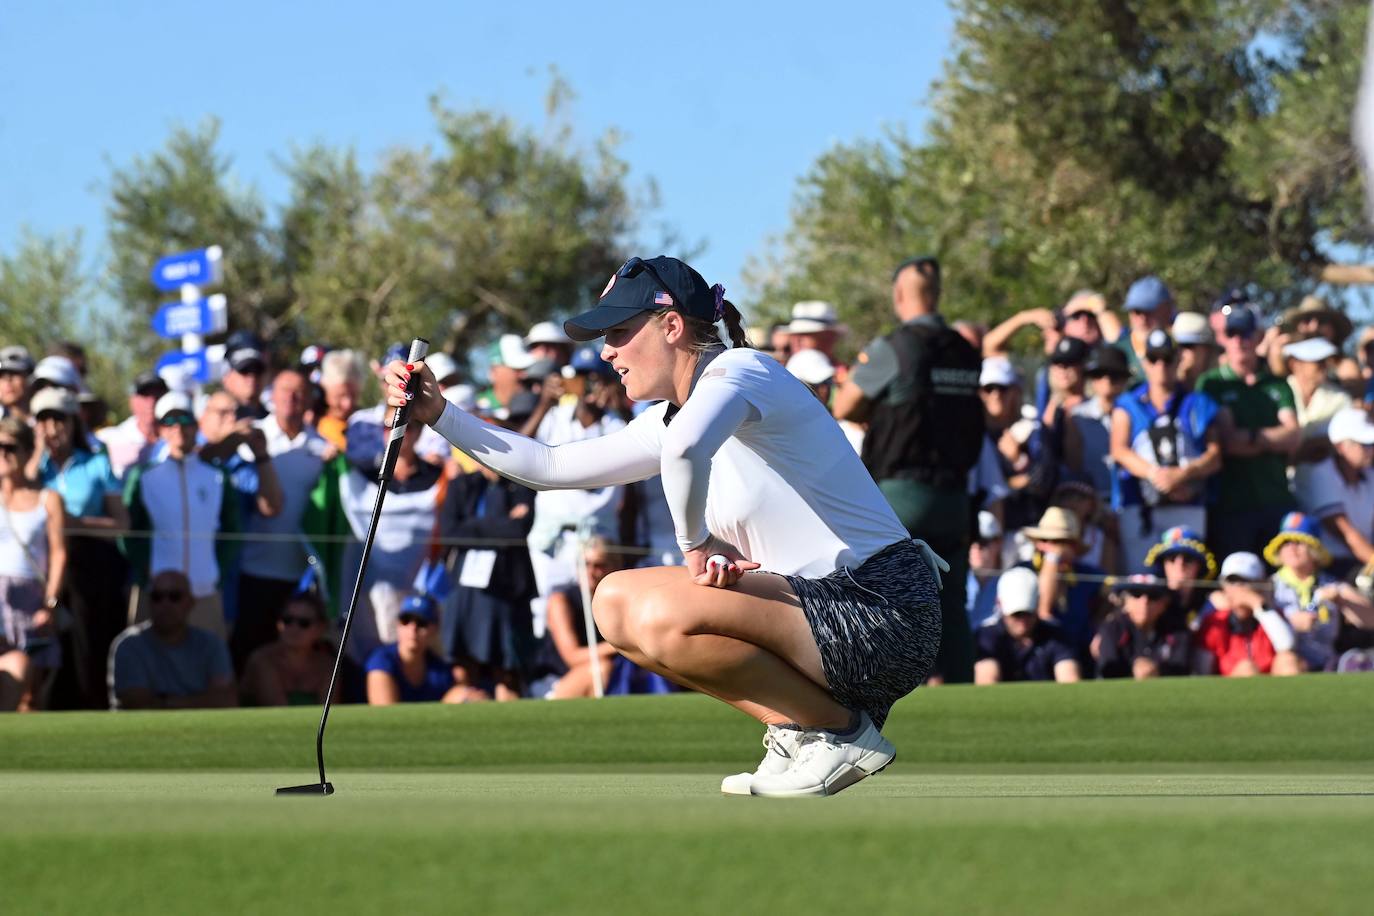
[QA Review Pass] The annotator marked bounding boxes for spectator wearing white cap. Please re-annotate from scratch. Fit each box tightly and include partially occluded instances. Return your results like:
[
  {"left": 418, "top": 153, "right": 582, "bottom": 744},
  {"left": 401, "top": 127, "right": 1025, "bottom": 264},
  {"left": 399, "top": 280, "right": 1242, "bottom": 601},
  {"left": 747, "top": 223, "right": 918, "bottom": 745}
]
[
  {"left": 1170, "top": 312, "right": 1219, "bottom": 389},
  {"left": 1283, "top": 337, "right": 1350, "bottom": 493},
  {"left": 120, "top": 391, "right": 240, "bottom": 640},
  {"left": 966, "top": 510, "right": 1004, "bottom": 629},
  {"left": 524, "top": 321, "right": 574, "bottom": 368},
  {"left": 1299, "top": 406, "right": 1374, "bottom": 575},
  {"left": 0, "top": 346, "right": 36, "bottom": 422},
  {"left": 785, "top": 349, "right": 863, "bottom": 454},
  {"left": 786, "top": 300, "right": 845, "bottom": 365},
  {"left": 973, "top": 566, "right": 1080, "bottom": 684},
  {"left": 1196, "top": 552, "right": 1301, "bottom": 677}
]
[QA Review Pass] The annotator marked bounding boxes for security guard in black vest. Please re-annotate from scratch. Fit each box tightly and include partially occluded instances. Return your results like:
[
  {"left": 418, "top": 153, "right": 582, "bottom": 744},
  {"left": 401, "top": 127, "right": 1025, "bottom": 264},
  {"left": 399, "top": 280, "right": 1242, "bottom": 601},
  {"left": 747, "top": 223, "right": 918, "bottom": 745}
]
[{"left": 834, "top": 256, "right": 984, "bottom": 682}]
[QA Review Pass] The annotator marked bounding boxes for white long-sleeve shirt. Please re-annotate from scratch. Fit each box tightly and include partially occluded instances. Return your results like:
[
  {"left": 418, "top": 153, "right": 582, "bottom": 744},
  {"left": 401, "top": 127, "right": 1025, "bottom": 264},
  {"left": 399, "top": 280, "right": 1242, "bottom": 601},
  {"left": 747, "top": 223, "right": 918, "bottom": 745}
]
[{"left": 432, "top": 348, "right": 909, "bottom": 577}]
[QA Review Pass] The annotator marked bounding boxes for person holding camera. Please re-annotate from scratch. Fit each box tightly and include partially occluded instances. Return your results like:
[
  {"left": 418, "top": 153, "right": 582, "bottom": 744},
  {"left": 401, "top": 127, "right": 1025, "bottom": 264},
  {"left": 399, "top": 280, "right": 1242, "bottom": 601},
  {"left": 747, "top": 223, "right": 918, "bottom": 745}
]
[
  {"left": 1110, "top": 330, "right": 1223, "bottom": 574},
  {"left": 0, "top": 417, "right": 67, "bottom": 711}
]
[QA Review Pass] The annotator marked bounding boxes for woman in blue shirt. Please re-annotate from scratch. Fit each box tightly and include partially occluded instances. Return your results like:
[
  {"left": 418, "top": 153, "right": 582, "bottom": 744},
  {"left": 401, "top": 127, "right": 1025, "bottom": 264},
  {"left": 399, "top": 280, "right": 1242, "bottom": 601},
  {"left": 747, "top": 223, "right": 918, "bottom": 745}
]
[
  {"left": 31, "top": 388, "right": 128, "bottom": 709},
  {"left": 365, "top": 593, "right": 485, "bottom": 704}
]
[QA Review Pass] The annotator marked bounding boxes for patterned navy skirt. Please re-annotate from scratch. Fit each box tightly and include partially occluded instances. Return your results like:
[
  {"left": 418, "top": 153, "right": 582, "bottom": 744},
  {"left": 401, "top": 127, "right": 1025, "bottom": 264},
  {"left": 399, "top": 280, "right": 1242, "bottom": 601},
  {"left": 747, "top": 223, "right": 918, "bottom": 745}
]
[{"left": 783, "top": 539, "right": 942, "bottom": 730}]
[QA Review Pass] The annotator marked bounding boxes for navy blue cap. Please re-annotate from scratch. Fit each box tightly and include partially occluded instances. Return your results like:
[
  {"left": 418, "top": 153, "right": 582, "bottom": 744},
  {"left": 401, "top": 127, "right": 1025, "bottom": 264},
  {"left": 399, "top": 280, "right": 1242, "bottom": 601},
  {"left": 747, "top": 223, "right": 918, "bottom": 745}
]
[
  {"left": 383, "top": 342, "right": 408, "bottom": 364},
  {"left": 1049, "top": 336, "right": 1089, "bottom": 366},
  {"left": 1221, "top": 304, "right": 1260, "bottom": 338},
  {"left": 1144, "top": 329, "right": 1176, "bottom": 360},
  {"left": 1124, "top": 276, "right": 1171, "bottom": 312},
  {"left": 565, "top": 256, "right": 722, "bottom": 342},
  {"left": 570, "top": 345, "right": 615, "bottom": 375},
  {"left": 398, "top": 592, "right": 438, "bottom": 623}
]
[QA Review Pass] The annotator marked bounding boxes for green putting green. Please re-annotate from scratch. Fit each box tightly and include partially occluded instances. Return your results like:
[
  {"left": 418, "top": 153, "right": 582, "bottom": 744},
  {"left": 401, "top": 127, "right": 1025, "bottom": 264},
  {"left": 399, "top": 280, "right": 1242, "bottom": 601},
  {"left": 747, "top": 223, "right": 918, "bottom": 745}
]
[{"left": 2, "top": 677, "right": 1370, "bottom": 915}]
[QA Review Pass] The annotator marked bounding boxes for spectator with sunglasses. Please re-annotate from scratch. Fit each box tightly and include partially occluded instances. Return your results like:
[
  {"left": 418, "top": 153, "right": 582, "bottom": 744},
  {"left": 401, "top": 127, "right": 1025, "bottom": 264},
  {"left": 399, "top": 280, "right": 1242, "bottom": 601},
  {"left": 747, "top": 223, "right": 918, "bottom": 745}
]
[
  {"left": 120, "top": 392, "right": 240, "bottom": 641},
  {"left": 1110, "top": 329, "right": 1222, "bottom": 573},
  {"left": 1197, "top": 303, "right": 1301, "bottom": 559},
  {"left": 365, "top": 592, "right": 481, "bottom": 705},
  {"left": 107, "top": 569, "right": 236, "bottom": 710},
  {"left": 1092, "top": 574, "right": 1192, "bottom": 679},
  {"left": 1072, "top": 345, "right": 1133, "bottom": 502},
  {"left": 239, "top": 589, "right": 338, "bottom": 707},
  {"left": 1282, "top": 337, "right": 1350, "bottom": 496},
  {"left": 0, "top": 346, "right": 36, "bottom": 423}
]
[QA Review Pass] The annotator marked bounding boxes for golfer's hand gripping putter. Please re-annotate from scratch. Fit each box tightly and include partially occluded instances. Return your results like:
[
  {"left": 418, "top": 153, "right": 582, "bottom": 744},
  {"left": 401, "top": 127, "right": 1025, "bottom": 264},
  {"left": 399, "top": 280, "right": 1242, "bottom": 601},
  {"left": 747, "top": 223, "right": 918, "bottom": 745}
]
[{"left": 381, "top": 338, "right": 430, "bottom": 480}]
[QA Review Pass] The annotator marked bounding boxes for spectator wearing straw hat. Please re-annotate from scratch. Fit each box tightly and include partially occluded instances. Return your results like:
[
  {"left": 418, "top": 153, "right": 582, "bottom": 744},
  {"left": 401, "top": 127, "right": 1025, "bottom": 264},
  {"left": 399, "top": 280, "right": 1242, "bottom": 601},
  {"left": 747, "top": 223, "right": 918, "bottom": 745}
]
[
  {"left": 1110, "top": 329, "right": 1222, "bottom": 573},
  {"left": 1264, "top": 512, "right": 1374, "bottom": 672},
  {"left": 1015, "top": 506, "right": 1105, "bottom": 658},
  {"left": 1196, "top": 552, "right": 1302, "bottom": 677},
  {"left": 1170, "top": 312, "right": 1220, "bottom": 390},
  {"left": 973, "top": 566, "right": 1080, "bottom": 684},
  {"left": 1093, "top": 574, "right": 1192, "bottom": 679},
  {"left": 1144, "top": 525, "right": 1217, "bottom": 628},
  {"left": 1197, "top": 302, "right": 1300, "bottom": 559},
  {"left": 1266, "top": 294, "right": 1354, "bottom": 378},
  {"left": 1299, "top": 407, "right": 1374, "bottom": 575},
  {"left": 0, "top": 346, "right": 36, "bottom": 422}
]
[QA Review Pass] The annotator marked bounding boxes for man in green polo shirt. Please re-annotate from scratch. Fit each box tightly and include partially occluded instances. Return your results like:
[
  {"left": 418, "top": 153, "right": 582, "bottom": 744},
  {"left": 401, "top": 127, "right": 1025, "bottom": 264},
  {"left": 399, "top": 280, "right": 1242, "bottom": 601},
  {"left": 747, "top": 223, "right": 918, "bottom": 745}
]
[
  {"left": 834, "top": 256, "right": 984, "bottom": 683},
  {"left": 1196, "top": 303, "right": 1300, "bottom": 558}
]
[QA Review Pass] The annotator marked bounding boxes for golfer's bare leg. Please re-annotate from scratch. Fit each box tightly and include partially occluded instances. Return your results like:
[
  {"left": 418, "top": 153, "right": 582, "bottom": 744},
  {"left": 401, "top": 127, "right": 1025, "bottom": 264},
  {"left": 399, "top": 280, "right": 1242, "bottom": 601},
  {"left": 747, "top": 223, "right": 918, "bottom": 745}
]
[{"left": 594, "top": 567, "right": 849, "bottom": 729}]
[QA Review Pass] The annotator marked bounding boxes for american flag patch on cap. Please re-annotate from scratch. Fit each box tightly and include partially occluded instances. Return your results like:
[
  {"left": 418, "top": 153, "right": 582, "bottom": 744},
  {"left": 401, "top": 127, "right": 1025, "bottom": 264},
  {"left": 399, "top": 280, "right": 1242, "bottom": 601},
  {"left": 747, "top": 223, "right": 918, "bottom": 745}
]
[{"left": 653, "top": 291, "right": 673, "bottom": 306}]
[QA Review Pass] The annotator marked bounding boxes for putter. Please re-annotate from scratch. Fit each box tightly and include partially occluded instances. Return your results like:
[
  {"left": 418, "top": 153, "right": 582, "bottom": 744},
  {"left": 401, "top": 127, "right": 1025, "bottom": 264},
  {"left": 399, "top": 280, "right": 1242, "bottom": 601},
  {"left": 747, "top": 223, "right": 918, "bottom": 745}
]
[{"left": 277, "top": 337, "right": 429, "bottom": 796}]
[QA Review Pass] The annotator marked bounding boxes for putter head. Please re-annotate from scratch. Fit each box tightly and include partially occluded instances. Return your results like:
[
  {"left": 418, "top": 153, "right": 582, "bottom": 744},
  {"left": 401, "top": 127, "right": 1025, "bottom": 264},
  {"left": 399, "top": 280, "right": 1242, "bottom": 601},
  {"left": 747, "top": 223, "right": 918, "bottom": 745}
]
[{"left": 275, "top": 782, "right": 334, "bottom": 796}]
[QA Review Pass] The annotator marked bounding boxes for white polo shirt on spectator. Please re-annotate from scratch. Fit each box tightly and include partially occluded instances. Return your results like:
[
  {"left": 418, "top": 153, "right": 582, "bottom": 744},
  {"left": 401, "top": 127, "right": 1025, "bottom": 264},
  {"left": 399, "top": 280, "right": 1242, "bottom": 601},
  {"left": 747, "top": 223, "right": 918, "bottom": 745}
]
[
  {"left": 1299, "top": 455, "right": 1374, "bottom": 562},
  {"left": 239, "top": 415, "right": 331, "bottom": 582},
  {"left": 527, "top": 404, "right": 627, "bottom": 554},
  {"left": 133, "top": 456, "right": 227, "bottom": 598},
  {"left": 97, "top": 415, "right": 161, "bottom": 480}
]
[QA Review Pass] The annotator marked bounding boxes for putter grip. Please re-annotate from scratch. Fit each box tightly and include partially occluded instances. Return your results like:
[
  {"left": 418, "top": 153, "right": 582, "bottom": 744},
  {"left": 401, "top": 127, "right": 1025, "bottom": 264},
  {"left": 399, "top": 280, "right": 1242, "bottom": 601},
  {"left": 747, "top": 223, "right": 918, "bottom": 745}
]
[{"left": 389, "top": 338, "right": 431, "bottom": 431}]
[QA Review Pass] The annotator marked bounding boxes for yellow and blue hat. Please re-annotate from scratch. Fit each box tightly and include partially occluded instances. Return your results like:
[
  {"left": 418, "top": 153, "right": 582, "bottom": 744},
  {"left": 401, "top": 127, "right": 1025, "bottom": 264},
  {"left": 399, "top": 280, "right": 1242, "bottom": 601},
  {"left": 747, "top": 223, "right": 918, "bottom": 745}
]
[
  {"left": 1262, "top": 512, "right": 1331, "bottom": 569},
  {"left": 1144, "top": 526, "right": 1217, "bottom": 579}
]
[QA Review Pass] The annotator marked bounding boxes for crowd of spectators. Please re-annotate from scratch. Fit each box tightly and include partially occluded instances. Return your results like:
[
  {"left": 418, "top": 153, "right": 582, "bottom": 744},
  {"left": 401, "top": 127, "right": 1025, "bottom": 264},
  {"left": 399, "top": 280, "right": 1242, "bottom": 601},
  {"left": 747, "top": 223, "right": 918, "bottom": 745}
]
[{"left": 3, "top": 269, "right": 1374, "bottom": 712}]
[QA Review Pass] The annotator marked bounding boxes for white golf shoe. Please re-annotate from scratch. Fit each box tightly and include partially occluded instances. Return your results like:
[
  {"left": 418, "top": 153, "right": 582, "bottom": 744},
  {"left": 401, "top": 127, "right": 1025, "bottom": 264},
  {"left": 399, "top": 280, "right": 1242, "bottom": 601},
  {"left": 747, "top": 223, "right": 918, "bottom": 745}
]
[
  {"left": 748, "top": 712, "right": 894, "bottom": 797},
  {"left": 720, "top": 725, "right": 804, "bottom": 796}
]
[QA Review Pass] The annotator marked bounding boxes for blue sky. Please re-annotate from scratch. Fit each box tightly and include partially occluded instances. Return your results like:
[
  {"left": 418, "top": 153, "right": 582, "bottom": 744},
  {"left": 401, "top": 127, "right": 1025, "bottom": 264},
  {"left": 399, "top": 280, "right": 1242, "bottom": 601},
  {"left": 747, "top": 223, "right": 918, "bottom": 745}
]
[{"left": 0, "top": 0, "right": 954, "bottom": 304}]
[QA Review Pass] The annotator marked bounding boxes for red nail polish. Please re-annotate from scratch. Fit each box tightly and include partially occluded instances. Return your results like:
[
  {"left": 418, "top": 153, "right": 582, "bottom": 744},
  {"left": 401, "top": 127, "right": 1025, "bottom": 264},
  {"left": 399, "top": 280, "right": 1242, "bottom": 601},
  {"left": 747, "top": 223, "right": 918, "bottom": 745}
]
[{"left": 406, "top": 364, "right": 414, "bottom": 371}]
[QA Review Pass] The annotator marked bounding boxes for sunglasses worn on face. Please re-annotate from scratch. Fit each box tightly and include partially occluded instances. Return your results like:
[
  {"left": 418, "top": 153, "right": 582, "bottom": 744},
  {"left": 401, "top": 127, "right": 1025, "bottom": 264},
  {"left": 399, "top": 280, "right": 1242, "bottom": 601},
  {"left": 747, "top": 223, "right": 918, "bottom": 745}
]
[
  {"left": 0, "top": 442, "right": 18, "bottom": 455},
  {"left": 1145, "top": 354, "right": 1175, "bottom": 365},
  {"left": 398, "top": 615, "right": 431, "bottom": 628},
  {"left": 281, "top": 616, "right": 317, "bottom": 629},
  {"left": 149, "top": 590, "right": 187, "bottom": 603},
  {"left": 35, "top": 411, "right": 69, "bottom": 424},
  {"left": 981, "top": 385, "right": 1010, "bottom": 394},
  {"left": 1125, "top": 588, "right": 1167, "bottom": 599},
  {"left": 159, "top": 414, "right": 196, "bottom": 427}
]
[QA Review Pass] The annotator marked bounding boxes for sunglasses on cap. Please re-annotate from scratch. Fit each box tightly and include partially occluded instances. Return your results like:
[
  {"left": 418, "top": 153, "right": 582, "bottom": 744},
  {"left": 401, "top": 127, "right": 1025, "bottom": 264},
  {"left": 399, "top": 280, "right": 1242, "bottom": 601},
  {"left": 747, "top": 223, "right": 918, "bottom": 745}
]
[
  {"left": 616, "top": 257, "right": 677, "bottom": 309},
  {"left": 159, "top": 413, "right": 196, "bottom": 427},
  {"left": 1221, "top": 575, "right": 1255, "bottom": 585},
  {"left": 397, "top": 614, "right": 431, "bottom": 628},
  {"left": 149, "top": 589, "right": 187, "bottom": 603}
]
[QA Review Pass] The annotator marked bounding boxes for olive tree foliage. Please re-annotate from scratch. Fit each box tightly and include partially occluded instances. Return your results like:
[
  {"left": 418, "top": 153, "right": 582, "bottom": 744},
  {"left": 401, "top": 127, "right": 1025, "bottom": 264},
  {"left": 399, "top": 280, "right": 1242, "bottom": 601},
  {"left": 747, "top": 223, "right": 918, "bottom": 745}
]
[
  {"left": 104, "top": 86, "right": 642, "bottom": 370},
  {"left": 0, "top": 229, "right": 88, "bottom": 351},
  {"left": 749, "top": 0, "right": 1373, "bottom": 348}
]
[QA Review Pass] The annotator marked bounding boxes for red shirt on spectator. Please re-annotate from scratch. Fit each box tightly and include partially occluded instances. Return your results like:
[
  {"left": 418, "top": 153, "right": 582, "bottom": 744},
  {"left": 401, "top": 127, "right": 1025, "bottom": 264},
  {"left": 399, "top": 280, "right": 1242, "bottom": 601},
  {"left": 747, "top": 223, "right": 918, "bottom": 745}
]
[{"left": 1197, "top": 612, "right": 1277, "bottom": 675}]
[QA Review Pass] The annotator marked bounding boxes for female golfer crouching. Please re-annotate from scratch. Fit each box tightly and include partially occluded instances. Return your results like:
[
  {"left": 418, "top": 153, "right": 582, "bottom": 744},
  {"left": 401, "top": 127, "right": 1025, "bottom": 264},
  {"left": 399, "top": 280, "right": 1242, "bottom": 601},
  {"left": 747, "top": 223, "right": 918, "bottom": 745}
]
[{"left": 384, "top": 256, "right": 945, "bottom": 797}]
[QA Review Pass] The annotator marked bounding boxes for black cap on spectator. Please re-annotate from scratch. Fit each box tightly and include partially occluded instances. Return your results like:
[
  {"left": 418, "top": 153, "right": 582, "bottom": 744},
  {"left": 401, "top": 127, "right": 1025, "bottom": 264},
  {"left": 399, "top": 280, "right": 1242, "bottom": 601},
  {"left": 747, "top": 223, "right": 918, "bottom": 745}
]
[
  {"left": 1085, "top": 345, "right": 1131, "bottom": 379},
  {"left": 1221, "top": 304, "right": 1260, "bottom": 338},
  {"left": 1144, "top": 329, "right": 1177, "bottom": 361},
  {"left": 130, "top": 370, "right": 169, "bottom": 398},
  {"left": 0, "top": 345, "right": 35, "bottom": 375},
  {"left": 1049, "top": 336, "right": 1089, "bottom": 366}
]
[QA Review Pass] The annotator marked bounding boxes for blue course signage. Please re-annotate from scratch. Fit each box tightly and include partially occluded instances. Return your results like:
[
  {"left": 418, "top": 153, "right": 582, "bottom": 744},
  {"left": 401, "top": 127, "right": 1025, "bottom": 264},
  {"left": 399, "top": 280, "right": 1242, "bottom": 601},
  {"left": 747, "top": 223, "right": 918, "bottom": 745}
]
[
  {"left": 149, "top": 246, "right": 223, "bottom": 292},
  {"left": 155, "top": 349, "right": 210, "bottom": 383},
  {"left": 150, "top": 294, "right": 227, "bottom": 338}
]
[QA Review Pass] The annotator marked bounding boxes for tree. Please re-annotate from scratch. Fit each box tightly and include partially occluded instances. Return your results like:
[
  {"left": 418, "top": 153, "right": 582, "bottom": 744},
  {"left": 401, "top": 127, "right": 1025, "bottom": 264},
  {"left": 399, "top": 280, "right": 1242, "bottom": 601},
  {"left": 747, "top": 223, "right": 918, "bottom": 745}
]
[
  {"left": 0, "top": 228, "right": 90, "bottom": 349},
  {"left": 105, "top": 85, "right": 643, "bottom": 374},
  {"left": 751, "top": 0, "right": 1373, "bottom": 348}
]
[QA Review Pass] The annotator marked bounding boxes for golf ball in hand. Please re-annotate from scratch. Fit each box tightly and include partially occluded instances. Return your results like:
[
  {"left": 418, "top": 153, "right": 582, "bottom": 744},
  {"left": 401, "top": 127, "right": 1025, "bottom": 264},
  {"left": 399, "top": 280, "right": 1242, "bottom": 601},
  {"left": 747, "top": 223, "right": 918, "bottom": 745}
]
[{"left": 707, "top": 554, "right": 732, "bottom": 572}]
